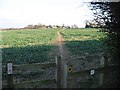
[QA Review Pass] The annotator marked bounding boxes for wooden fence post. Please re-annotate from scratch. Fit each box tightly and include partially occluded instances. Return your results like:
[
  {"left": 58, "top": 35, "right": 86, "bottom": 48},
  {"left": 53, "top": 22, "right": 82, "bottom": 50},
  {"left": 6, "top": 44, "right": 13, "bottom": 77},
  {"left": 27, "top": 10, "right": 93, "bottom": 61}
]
[
  {"left": 99, "top": 56, "right": 105, "bottom": 86},
  {"left": 55, "top": 56, "right": 61, "bottom": 88},
  {"left": 7, "top": 63, "right": 14, "bottom": 88},
  {"left": 61, "top": 62, "right": 67, "bottom": 88},
  {"left": 55, "top": 56, "right": 68, "bottom": 88}
]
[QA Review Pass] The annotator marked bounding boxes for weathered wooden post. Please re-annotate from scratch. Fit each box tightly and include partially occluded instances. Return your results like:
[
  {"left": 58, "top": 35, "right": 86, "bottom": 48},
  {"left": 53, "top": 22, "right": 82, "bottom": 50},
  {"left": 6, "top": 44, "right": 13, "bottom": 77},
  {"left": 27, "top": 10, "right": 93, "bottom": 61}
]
[
  {"left": 7, "top": 62, "right": 14, "bottom": 88},
  {"left": 61, "top": 61, "right": 67, "bottom": 88},
  {"left": 67, "top": 65, "right": 73, "bottom": 88},
  {"left": 55, "top": 55, "right": 68, "bottom": 88},
  {"left": 55, "top": 56, "right": 62, "bottom": 88},
  {"left": 99, "top": 56, "right": 106, "bottom": 86}
]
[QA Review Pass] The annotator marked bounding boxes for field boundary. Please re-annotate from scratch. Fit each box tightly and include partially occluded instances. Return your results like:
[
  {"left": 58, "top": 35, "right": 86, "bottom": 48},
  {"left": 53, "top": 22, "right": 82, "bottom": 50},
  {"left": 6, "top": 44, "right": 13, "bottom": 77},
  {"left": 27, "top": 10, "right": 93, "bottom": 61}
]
[{"left": 2, "top": 55, "right": 118, "bottom": 88}]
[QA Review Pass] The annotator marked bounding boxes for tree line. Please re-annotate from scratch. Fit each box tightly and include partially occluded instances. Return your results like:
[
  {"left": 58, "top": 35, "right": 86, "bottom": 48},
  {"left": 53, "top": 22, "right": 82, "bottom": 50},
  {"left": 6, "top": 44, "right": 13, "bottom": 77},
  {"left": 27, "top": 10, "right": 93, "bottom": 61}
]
[{"left": 1, "top": 24, "right": 80, "bottom": 30}]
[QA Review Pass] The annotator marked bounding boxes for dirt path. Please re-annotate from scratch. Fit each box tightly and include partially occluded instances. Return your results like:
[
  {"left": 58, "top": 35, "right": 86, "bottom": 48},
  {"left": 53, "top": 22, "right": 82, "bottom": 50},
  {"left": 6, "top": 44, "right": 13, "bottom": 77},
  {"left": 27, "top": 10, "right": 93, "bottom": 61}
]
[
  {"left": 55, "top": 32, "right": 103, "bottom": 70},
  {"left": 57, "top": 31, "right": 64, "bottom": 57},
  {"left": 49, "top": 31, "right": 103, "bottom": 71},
  {"left": 56, "top": 32, "right": 72, "bottom": 64}
]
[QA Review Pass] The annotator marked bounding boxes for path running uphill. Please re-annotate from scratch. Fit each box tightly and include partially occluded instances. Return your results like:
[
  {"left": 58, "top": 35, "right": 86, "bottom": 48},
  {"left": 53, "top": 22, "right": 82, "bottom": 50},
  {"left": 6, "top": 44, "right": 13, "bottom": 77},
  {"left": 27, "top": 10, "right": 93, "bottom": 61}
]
[
  {"left": 56, "top": 32, "right": 73, "bottom": 65},
  {"left": 57, "top": 32, "right": 64, "bottom": 57}
]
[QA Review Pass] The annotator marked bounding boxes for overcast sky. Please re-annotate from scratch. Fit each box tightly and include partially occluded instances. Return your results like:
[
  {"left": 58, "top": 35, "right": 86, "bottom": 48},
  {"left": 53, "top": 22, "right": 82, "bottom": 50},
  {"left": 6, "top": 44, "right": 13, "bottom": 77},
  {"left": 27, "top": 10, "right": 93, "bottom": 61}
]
[{"left": 0, "top": 0, "right": 94, "bottom": 28}]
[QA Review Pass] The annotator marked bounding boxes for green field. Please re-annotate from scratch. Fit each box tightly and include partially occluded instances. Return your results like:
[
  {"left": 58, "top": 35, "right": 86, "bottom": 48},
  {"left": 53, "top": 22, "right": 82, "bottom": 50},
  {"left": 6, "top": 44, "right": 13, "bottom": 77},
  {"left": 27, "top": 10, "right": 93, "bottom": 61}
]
[
  {"left": 1, "top": 29, "right": 58, "bottom": 65},
  {"left": 60, "top": 28, "right": 107, "bottom": 55},
  {"left": 1, "top": 28, "right": 107, "bottom": 66}
]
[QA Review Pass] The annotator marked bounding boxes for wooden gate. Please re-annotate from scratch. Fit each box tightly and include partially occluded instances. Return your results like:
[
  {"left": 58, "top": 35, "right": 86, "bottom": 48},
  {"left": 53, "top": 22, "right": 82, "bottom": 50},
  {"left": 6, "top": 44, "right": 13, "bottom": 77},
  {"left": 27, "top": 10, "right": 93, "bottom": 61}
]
[{"left": 2, "top": 55, "right": 118, "bottom": 88}]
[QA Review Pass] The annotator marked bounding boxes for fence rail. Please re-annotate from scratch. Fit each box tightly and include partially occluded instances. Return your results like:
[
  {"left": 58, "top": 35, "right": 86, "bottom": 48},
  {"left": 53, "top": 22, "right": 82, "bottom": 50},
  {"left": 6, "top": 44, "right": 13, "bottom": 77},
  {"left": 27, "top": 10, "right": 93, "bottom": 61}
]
[
  {"left": 3, "top": 79, "right": 56, "bottom": 88},
  {"left": 68, "top": 64, "right": 118, "bottom": 78},
  {"left": 2, "top": 62, "right": 56, "bottom": 74}
]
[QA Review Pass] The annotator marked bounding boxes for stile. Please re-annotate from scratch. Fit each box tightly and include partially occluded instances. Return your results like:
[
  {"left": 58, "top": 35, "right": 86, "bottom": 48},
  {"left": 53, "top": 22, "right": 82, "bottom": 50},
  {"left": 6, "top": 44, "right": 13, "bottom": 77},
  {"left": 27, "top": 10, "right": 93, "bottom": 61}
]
[{"left": 2, "top": 58, "right": 118, "bottom": 88}]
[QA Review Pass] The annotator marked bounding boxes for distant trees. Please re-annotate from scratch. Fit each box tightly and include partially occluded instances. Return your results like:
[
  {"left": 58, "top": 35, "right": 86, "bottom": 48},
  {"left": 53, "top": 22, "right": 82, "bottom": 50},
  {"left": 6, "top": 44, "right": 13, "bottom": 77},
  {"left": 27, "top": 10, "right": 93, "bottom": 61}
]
[
  {"left": 24, "top": 24, "right": 34, "bottom": 29},
  {"left": 24, "top": 24, "right": 47, "bottom": 29},
  {"left": 2, "top": 23, "right": 81, "bottom": 30},
  {"left": 85, "top": 20, "right": 93, "bottom": 28},
  {"left": 85, "top": 20, "right": 105, "bottom": 28},
  {"left": 71, "top": 24, "right": 79, "bottom": 28},
  {"left": 24, "top": 23, "right": 80, "bottom": 29}
]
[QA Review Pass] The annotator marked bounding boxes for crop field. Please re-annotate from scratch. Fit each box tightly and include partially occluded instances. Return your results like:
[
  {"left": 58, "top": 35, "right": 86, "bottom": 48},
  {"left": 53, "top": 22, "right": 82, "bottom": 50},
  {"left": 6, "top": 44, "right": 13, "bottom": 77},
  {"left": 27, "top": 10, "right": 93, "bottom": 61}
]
[
  {"left": 61, "top": 28, "right": 107, "bottom": 56},
  {"left": 1, "top": 28, "right": 107, "bottom": 66},
  {"left": 1, "top": 29, "right": 58, "bottom": 66}
]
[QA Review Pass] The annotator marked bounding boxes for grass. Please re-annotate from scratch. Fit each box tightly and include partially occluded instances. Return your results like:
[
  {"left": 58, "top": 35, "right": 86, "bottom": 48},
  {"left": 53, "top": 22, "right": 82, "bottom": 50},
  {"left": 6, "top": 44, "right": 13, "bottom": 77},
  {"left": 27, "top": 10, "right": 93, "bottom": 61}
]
[
  {"left": 61, "top": 28, "right": 105, "bottom": 41},
  {"left": 2, "top": 29, "right": 57, "bottom": 48},
  {"left": 2, "top": 29, "right": 58, "bottom": 66},
  {"left": 60, "top": 28, "right": 107, "bottom": 55}
]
